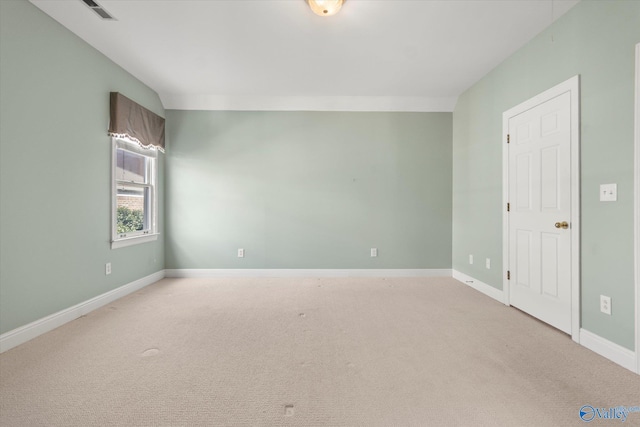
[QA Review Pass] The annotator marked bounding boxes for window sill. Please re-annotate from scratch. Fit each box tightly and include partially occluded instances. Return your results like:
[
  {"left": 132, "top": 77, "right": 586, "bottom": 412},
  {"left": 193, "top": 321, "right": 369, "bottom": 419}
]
[{"left": 111, "top": 233, "right": 159, "bottom": 249}]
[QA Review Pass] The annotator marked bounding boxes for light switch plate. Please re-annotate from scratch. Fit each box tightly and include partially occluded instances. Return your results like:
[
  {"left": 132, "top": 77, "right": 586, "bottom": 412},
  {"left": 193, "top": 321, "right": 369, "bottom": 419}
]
[{"left": 600, "top": 183, "right": 617, "bottom": 202}]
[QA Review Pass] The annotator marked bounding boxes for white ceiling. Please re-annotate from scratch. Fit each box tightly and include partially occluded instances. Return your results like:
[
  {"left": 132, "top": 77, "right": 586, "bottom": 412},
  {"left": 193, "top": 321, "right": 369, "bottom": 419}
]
[{"left": 30, "top": 0, "right": 580, "bottom": 111}]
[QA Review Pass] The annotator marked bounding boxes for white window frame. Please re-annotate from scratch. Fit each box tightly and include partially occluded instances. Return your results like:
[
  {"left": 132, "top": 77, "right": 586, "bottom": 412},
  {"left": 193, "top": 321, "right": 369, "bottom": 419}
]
[{"left": 111, "top": 137, "right": 159, "bottom": 249}]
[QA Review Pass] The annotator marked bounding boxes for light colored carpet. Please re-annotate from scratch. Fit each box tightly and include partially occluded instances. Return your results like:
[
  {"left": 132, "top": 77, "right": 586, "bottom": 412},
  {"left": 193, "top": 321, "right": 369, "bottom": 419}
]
[{"left": 1, "top": 277, "right": 638, "bottom": 426}]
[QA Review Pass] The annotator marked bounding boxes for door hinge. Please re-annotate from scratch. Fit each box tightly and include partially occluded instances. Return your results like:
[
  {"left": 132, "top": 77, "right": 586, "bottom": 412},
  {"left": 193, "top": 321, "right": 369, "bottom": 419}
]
[
  {"left": 507, "top": 134, "right": 510, "bottom": 144},
  {"left": 507, "top": 202, "right": 510, "bottom": 212},
  {"left": 507, "top": 271, "right": 511, "bottom": 280}
]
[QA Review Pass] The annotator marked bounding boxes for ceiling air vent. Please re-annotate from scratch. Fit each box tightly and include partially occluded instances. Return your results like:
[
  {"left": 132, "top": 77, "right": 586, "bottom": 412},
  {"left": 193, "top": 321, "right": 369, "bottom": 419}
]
[{"left": 81, "top": 0, "right": 116, "bottom": 20}]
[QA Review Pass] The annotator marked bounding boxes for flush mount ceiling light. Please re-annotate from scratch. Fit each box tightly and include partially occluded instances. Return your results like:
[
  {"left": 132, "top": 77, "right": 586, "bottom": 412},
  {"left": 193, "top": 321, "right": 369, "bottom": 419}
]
[{"left": 307, "top": 0, "right": 344, "bottom": 17}]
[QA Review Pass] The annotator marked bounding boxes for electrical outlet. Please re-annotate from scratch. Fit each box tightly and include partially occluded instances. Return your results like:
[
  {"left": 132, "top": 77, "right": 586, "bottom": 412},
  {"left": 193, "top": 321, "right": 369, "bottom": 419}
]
[
  {"left": 371, "top": 248, "right": 378, "bottom": 257},
  {"left": 105, "top": 262, "right": 111, "bottom": 275},
  {"left": 486, "top": 258, "right": 491, "bottom": 269},
  {"left": 469, "top": 254, "right": 473, "bottom": 265},
  {"left": 237, "top": 248, "right": 244, "bottom": 258},
  {"left": 599, "top": 183, "right": 617, "bottom": 202},
  {"left": 600, "top": 295, "right": 611, "bottom": 315}
]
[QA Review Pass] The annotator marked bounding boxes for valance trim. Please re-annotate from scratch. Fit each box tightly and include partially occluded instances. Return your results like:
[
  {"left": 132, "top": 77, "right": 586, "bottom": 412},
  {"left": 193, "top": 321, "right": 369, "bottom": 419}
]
[
  {"left": 108, "top": 92, "right": 165, "bottom": 152},
  {"left": 108, "top": 132, "right": 165, "bottom": 153}
]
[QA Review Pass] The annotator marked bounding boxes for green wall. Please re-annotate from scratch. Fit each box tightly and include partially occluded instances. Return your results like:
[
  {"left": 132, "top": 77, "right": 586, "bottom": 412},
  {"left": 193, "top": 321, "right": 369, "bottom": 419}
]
[
  {"left": 165, "top": 111, "right": 452, "bottom": 269},
  {"left": 3, "top": 0, "right": 636, "bottom": 356},
  {"left": 0, "top": 0, "right": 165, "bottom": 334},
  {"left": 452, "top": 0, "right": 640, "bottom": 350}
]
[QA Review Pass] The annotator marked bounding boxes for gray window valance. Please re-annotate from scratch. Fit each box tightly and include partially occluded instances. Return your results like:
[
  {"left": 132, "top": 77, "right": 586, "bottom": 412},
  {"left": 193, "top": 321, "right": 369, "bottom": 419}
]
[{"left": 108, "top": 92, "right": 165, "bottom": 152}]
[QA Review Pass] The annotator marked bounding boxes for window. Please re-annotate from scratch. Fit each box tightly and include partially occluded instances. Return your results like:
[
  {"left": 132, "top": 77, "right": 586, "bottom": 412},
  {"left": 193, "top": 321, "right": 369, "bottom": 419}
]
[
  {"left": 111, "top": 138, "right": 158, "bottom": 248},
  {"left": 108, "top": 92, "right": 164, "bottom": 248}
]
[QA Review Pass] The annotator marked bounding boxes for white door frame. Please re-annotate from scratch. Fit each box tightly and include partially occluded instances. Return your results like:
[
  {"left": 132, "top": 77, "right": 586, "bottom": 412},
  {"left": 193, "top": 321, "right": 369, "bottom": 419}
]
[
  {"left": 502, "top": 75, "right": 581, "bottom": 343},
  {"left": 634, "top": 43, "right": 640, "bottom": 374}
]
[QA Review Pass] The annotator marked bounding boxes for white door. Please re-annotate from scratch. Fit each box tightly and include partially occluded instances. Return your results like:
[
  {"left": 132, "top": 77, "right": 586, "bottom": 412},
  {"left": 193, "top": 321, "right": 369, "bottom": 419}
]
[{"left": 507, "top": 91, "right": 572, "bottom": 334}]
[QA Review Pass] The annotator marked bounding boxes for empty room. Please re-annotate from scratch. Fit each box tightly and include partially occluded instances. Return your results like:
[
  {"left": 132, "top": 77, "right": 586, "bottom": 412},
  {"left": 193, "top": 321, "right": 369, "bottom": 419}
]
[{"left": 1, "top": 0, "right": 639, "bottom": 425}]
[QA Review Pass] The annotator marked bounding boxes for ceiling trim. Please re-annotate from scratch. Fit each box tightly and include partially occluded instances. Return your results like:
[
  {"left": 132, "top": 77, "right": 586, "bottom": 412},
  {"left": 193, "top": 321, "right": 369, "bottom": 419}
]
[{"left": 160, "top": 95, "right": 458, "bottom": 112}]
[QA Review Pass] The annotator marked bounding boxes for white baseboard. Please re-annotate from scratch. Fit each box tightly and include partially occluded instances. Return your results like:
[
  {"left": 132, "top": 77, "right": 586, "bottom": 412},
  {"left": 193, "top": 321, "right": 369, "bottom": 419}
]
[
  {"left": 452, "top": 269, "right": 507, "bottom": 304},
  {"left": 0, "top": 270, "right": 165, "bottom": 354},
  {"left": 579, "top": 329, "right": 638, "bottom": 373},
  {"left": 165, "top": 268, "right": 452, "bottom": 278}
]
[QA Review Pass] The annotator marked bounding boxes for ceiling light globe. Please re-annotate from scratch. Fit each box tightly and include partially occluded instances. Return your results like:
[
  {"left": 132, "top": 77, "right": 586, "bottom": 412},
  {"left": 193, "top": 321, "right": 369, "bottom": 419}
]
[{"left": 307, "top": 0, "right": 344, "bottom": 17}]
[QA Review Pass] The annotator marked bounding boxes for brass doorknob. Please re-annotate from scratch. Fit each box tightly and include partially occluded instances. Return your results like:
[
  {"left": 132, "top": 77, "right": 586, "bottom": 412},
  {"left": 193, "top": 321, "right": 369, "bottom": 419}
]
[{"left": 554, "top": 221, "right": 569, "bottom": 229}]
